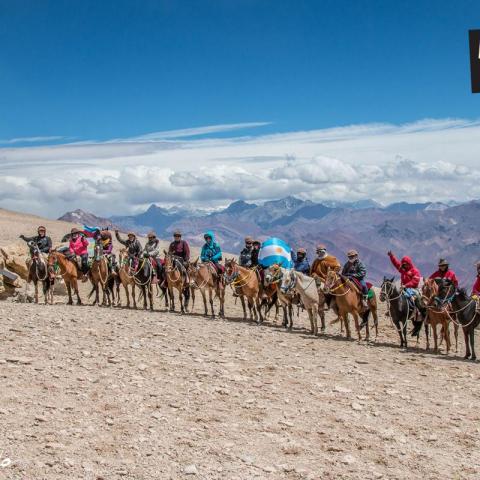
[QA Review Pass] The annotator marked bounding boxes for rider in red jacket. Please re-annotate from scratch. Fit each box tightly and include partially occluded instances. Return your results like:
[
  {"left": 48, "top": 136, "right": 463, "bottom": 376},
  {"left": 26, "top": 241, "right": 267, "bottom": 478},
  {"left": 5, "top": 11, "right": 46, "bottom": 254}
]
[
  {"left": 472, "top": 262, "right": 480, "bottom": 297},
  {"left": 387, "top": 251, "right": 426, "bottom": 333},
  {"left": 429, "top": 259, "right": 459, "bottom": 287},
  {"left": 387, "top": 251, "right": 421, "bottom": 288}
]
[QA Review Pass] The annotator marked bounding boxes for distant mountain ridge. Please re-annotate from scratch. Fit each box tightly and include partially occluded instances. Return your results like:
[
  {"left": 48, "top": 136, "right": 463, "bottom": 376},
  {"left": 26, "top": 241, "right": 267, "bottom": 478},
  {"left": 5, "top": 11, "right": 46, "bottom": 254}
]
[{"left": 58, "top": 197, "right": 480, "bottom": 285}]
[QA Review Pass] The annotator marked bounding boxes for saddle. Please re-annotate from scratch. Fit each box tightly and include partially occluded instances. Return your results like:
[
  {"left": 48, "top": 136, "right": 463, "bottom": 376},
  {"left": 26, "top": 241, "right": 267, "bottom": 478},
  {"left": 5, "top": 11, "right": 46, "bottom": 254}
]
[{"left": 349, "top": 277, "right": 373, "bottom": 295}]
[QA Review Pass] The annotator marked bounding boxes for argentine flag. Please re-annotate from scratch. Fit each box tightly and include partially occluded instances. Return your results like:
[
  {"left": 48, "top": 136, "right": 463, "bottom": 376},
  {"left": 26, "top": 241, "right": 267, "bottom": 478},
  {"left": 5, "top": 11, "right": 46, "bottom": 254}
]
[{"left": 259, "top": 237, "right": 293, "bottom": 268}]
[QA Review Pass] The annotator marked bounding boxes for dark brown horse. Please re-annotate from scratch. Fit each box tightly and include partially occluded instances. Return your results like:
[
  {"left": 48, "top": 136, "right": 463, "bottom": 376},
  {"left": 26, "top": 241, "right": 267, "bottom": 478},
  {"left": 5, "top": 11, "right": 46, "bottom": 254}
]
[
  {"left": 26, "top": 242, "right": 52, "bottom": 304},
  {"left": 47, "top": 251, "right": 82, "bottom": 305},
  {"left": 88, "top": 243, "right": 112, "bottom": 306},
  {"left": 164, "top": 251, "right": 190, "bottom": 314}
]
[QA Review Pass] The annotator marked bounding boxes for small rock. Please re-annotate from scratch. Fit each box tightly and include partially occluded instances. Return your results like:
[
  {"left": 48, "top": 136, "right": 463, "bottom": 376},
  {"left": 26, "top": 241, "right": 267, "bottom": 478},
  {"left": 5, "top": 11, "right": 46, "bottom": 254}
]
[
  {"left": 334, "top": 386, "right": 352, "bottom": 394},
  {"left": 351, "top": 402, "right": 363, "bottom": 411},
  {"left": 183, "top": 464, "right": 198, "bottom": 475},
  {"left": 107, "top": 357, "right": 120, "bottom": 364},
  {"left": 239, "top": 454, "right": 254, "bottom": 465},
  {"left": 138, "top": 364, "right": 148, "bottom": 371},
  {"left": 340, "top": 454, "right": 356, "bottom": 465},
  {"left": 6, "top": 357, "right": 32, "bottom": 365}
]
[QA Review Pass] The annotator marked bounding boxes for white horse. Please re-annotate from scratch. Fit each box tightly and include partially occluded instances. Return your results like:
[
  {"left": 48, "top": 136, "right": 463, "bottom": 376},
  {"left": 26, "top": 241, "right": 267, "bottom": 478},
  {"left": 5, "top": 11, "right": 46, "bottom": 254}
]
[{"left": 280, "top": 268, "right": 319, "bottom": 335}]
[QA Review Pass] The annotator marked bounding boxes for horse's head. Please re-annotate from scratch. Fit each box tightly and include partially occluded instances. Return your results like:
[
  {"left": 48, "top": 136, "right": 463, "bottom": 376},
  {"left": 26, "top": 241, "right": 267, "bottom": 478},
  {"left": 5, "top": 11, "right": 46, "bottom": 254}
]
[
  {"left": 280, "top": 268, "right": 295, "bottom": 293},
  {"left": 379, "top": 276, "right": 395, "bottom": 302},
  {"left": 437, "top": 278, "right": 457, "bottom": 303},
  {"left": 224, "top": 258, "right": 237, "bottom": 276},
  {"left": 421, "top": 277, "right": 438, "bottom": 304},
  {"left": 264, "top": 264, "right": 283, "bottom": 285},
  {"left": 323, "top": 269, "right": 339, "bottom": 294},
  {"left": 186, "top": 258, "right": 199, "bottom": 276}
]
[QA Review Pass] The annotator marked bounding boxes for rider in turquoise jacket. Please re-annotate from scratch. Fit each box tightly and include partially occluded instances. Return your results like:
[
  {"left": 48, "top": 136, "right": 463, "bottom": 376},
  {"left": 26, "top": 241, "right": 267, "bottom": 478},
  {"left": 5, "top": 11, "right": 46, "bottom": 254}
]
[{"left": 200, "top": 230, "right": 222, "bottom": 264}]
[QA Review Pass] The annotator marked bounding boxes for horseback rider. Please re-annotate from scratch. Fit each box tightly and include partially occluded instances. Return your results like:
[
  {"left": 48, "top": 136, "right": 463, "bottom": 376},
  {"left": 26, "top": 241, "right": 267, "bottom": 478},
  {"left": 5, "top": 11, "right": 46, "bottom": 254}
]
[
  {"left": 342, "top": 250, "right": 368, "bottom": 308},
  {"left": 115, "top": 229, "right": 142, "bottom": 265},
  {"left": 251, "top": 240, "right": 261, "bottom": 267},
  {"left": 472, "top": 262, "right": 480, "bottom": 300},
  {"left": 94, "top": 229, "right": 116, "bottom": 271},
  {"left": 429, "top": 259, "right": 459, "bottom": 288},
  {"left": 310, "top": 244, "right": 341, "bottom": 280},
  {"left": 19, "top": 226, "right": 52, "bottom": 254},
  {"left": 239, "top": 236, "right": 255, "bottom": 268},
  {"left": 310, "top": 244, "right": 341, "bottom": 309},
  {"left": 201, "top": 231, "right": 223, "bottom": 284},
  {"left": 387, "top": 251, "right": 426, "bottom": 323},
  {"left": 293, "top": 248, "right": 310, "bottom": 275},
  {"left": 168, "top": 230, "right": 190, "bottom": 264},
  {"left": 69, "top": 228, "right": 89, "bottom": 278},
  {"left": 143, "top": 231, "right": 163, "bottom": 280}
]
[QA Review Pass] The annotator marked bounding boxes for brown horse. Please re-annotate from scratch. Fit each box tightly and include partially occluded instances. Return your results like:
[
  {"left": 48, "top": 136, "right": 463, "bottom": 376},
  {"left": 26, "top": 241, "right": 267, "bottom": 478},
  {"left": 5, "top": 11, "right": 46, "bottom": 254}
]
[
  {"left": 187, "top": 259, "right": 225, "bottom": 318},
  {"left": 47, "top": 251, "right": 82, "bottom": 305},
  {"left": 116, "top": 248, "right": 137, "bottom": 308},
  {"left": 88, "top": 243, "right": 112, "bottom": 306},
  {"left": 164, "top": 251, "right": 189, "bottom": 314},
  {"left": 224, "top": 258, "right": 263, "bottom": 323},
  {"left": 26, "top": 242, "right": 53, "bottom": 304},
  {"left": 422, "top": 278, "right": 458, "bottom": 353},
  {"left": 324, "top": 270, "right": 377, "bottom": 340}
]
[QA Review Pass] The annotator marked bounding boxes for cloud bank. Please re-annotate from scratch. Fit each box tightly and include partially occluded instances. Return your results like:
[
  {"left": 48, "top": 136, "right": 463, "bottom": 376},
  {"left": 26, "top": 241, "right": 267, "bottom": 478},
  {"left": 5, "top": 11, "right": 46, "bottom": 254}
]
[{"left": 1, "top": 118, "right": 480, "bottom": 217}]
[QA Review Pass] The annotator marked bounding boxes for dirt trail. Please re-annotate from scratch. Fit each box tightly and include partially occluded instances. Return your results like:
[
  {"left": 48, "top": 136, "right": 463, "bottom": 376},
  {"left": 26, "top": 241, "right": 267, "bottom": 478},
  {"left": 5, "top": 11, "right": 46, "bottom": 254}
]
[{"left": 1, "top": 289, "right": 479, "bottom": 480}]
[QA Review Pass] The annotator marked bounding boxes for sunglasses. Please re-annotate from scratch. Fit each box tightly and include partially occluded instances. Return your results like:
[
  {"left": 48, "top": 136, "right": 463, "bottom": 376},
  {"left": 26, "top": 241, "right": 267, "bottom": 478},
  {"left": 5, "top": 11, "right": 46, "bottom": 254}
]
[
  {"left": 174, "top": 234, "right": 181, "bottom": 238},
  {"left": 246, "top": 242, "right": 252, "bottom": 245}
]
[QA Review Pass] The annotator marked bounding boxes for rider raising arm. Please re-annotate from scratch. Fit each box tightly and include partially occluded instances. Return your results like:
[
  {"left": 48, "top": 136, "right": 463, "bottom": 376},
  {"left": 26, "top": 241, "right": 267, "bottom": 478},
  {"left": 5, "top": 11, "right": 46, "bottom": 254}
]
[
  {"left": 19, "top": 226, "right": 52, "bottom": 254},
  {"left": 115, "top": 230, "right": 142, "bottom": 258},
  {"left": 387, "top": 251, "right": 421, "bottom": 288}
]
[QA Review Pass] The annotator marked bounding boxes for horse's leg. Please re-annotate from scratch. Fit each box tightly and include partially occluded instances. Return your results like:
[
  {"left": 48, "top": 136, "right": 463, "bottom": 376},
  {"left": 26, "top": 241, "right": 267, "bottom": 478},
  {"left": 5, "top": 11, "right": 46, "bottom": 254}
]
[
  {"left": 425, "top": 318, "right": 430, "bottom": 350},
  {"left": 288, "top": 304, "right": 293, "bottom": 330},
  {"left": 282, "top": 305, "right": 288, "bottom": 328},
  {"left": 66, "top": 282, "right": 73, "bottom": 305},
  {"left": 373, "top": 307, "right": 378, "bottom": 339},
  {"left": 73, "top": 279, "right": 81, "bottom": 305},
  {"left": 122, "top": 284, "right": 129, "bottom": 308},
  {"left": 256, "top": 297, "right": 263, "bottom": 324},
  {"left": 209, "top": 288, "right": 215, "bottom": 318},
  {"left": 319, "top": 305, "right": 326, "bottom": 333},
  {"left": 247, "top": 297, "right": 255, "bottom": 321},
  {"left": 432, "top": 322, "right": 438, "bottom": 353},
  {"left": 168, "top": 285, "right": 175, "bottom": 312},
  {"left": 445, "top": 319, "right": 451, "bottom": 354},
  {"left": 142, "top": 285, "right": 147, "bottom": 310},
  {"left": 218, "top": 287, "right": 225, "bottom": 319},
  {"left": 364, "top": 311, "right": 370, "bottom": 342},
  {"left": 200, "top": 289, "right": 208, "bottom": 316},
  {"left": 454, "top": 322, "right": 459, "bottom": 353},
  {"left": 470, "top": 329, "right": 476, "bottom": 361},
  {"left": 402, "top": 320, "right": 408, "bottom": 349},
  {"left": 179, "top": 286, "right": 185, "bottom": 314},
  {"left": 353, "top": 312, "right": 361, "bottom": 341},
  {"left": 240, "top": 295, "right": 247, "bottom": 321}
]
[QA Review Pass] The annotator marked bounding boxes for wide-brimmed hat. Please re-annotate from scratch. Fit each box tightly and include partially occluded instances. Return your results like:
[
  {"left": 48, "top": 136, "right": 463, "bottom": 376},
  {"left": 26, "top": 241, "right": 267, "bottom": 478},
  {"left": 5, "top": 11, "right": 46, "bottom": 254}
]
[
  {"left": 316, "top": 244, "right": 327, "bottom": 251},
  {"left": 347, "top": 249, "right": 358, "bottom": 257},
  {"left": 71, "top": 227, "right": 81, "bottom": 234},
  {"left": 438, "top": 258, "right": 449, "bottom": 267},
  {"left": 173, "top": 230, "right": 182, "bottom": 236},
  {"left": 147, "top": 231, "right": 156, "bottom": 238},
  {"left": 244, "top": 236, "right": 253, "bottom": 243},
  {"left": 127, "top": 231, "right": 136, "bottom": 237},
  {"left": 37, "top": 225, "right": 46, "bottom": 232}
]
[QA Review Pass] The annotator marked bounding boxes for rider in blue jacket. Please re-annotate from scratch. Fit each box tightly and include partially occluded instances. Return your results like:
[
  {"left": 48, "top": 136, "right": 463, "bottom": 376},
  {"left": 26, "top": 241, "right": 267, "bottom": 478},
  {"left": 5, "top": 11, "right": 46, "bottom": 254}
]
[
  {"left": 200, "top": 230, "right": 223, "bottom": 267},
  {"left": 293, "top": 248, "right": 310, "bottom": 275}
]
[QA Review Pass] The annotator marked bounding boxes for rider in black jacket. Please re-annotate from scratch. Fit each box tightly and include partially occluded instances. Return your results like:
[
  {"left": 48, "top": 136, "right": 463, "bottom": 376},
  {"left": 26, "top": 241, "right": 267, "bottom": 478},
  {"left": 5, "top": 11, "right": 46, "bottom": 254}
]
[
  {"left": 115, "top": 230, "right": 142, "bottom": 258},
  {"left": 20, "top": 226, "right": 52, "bottom": 254}
]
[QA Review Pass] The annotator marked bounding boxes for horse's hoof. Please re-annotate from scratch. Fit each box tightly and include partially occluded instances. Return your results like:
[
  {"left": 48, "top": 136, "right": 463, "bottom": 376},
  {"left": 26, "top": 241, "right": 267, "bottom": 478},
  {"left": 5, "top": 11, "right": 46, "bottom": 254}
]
[{"left": 464, "top": 354, "right": 470, "bottom": 360}]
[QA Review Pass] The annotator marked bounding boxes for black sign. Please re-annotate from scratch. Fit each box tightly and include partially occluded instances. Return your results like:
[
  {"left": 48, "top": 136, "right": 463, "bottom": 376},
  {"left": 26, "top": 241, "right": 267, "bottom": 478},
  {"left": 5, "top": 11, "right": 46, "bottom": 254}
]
[{"left": 469, "top": 30, "right": 480, "bottom": 93}]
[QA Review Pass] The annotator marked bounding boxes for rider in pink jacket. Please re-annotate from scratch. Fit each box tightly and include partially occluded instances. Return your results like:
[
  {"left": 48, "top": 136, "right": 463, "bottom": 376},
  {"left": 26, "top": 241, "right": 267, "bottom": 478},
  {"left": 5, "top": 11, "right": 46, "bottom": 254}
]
[{"left": 69, "top": 228, "right": 89, "bottom": 274}]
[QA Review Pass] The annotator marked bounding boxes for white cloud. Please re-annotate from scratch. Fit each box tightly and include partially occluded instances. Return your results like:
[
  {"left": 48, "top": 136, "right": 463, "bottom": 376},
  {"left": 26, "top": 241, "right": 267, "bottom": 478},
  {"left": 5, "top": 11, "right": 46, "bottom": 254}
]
[
  {"left": 1, "top": 118, "right": 480, "bottom": 217},
  {"left": 0, "top": 135, "right": 67, "bottom": 145}
]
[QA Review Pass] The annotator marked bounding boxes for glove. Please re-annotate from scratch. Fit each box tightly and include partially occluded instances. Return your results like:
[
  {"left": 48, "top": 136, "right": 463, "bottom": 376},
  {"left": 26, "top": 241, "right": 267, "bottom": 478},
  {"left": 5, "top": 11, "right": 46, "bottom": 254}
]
[
  {"left": 143, "top": 252, "right": 149, "bottom": 258},
  {"left": 473, "top": 294, "right": 479, "bottom": 301},
  {"left": 387, "top": 250, "right": 392, "bottom": 256},
  {"left": 19, "top": 234, "right": 25, "bottom": 240}
]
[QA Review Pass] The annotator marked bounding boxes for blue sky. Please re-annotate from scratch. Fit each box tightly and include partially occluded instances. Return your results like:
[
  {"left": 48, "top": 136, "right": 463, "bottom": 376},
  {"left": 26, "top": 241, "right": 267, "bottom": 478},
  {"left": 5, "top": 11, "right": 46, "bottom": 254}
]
[
  {"left": 2, "top": 1, "right": 480, "bottom": 216},
  {"left": 1, "top": 0, "right": 480, "bottom": 142}
]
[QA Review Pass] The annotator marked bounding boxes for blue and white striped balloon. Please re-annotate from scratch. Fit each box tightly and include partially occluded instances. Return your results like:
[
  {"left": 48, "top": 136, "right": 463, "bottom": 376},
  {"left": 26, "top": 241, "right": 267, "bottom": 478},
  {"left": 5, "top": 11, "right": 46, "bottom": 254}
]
[{"left": 259, "top": 237, "right": 293, "bottom": 268}]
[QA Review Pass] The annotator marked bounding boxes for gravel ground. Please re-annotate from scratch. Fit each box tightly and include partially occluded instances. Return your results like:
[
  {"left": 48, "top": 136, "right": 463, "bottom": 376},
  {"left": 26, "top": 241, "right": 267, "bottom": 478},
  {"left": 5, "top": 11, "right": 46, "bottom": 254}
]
[{"left": 1, "top": 291, "right": 479, "bottom": 480}]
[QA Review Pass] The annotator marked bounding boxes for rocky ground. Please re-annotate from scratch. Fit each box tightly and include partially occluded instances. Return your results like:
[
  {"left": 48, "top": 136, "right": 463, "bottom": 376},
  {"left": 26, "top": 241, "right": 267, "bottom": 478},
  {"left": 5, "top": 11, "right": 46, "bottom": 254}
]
[{"left": 1, "top": 290, "right": 479, "bottom": 480}]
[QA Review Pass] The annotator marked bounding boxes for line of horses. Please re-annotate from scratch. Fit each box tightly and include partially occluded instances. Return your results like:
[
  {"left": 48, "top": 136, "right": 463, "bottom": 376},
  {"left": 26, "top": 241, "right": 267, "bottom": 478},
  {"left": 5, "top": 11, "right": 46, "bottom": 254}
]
[{"left": 25, "top": 244, "right": 480, "bottom": 361}]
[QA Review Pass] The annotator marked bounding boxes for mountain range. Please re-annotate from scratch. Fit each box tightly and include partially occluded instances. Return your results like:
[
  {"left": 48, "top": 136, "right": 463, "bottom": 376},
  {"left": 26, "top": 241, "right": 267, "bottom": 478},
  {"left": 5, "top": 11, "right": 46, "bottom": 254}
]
[{"left": 58, "top": 197, "right": 480, "bottom": 286}]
